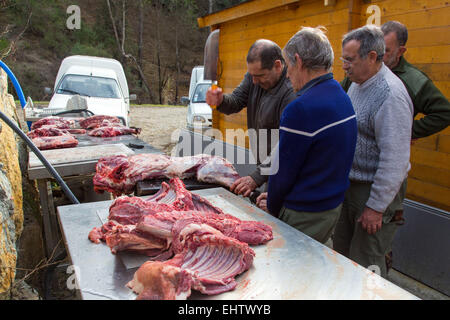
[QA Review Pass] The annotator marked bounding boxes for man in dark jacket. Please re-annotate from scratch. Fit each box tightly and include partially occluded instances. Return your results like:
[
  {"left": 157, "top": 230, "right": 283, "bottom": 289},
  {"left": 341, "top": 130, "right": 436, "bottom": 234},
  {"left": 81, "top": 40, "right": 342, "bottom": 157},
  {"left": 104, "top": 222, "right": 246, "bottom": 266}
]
[{"left": 206, "top": 39, "right": 296, "bottom": 197}]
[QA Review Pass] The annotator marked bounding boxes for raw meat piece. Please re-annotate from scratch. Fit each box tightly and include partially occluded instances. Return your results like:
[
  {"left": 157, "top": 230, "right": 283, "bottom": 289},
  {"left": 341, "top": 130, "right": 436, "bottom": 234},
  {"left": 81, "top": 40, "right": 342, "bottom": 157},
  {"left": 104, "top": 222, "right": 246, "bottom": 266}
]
[
  {"left": 89, "top": 178, "right": 224, "bottom": 256},
  {"left": 137, "top": 210, "right": 273, "bottom": 246},
  {"left": 93, "top": 154, "right": 172, "bottom": 196},
  {"left": 196, "top": 156, "right": 241, "bottom": 187},
  {"left": 126, "top": 262, "right": 194, "bottom": 300},
  {"left": 95, "top": 207, "right": 273, "bottom": 257},
  {"left": 32, "top": 135, "right": 79, "bottom": 150},
  {"left": 93, "top": 154, "right": 240, "bottom": 195},
  {"left": 27, "top": 126, "right": 71, "bottom": 139},
  {"left": 89, "top": 178, "right": 272, "bottom": 258},
  {"left": 89, "top": 178, "right": 270, "bottom": 299},
  {"left": 31, "top": 117, "right": 74, "bottom": 130},
  {"left": 28, "top": 118, "right": 81, "bottom": 150},
  {"left": 88, "top": 125, "right": 141, "bottom": 137},
  {"left": 88, "top": 220, "right": 116, "bottom": 244},
  {"left": 104, "top": 223, "right": 171, "bottom": 256},
  {"left": 89, "top": 219, "right": 173, "bottom": 258},
  {"left": 127, "top": 220, "right": 255, "bottom": 299},
  {"left": 107, "top": 177, "right": 224, "bottom": 224},
  {"left": 79, "top": 115, "right": 121, "bottom": 129}
]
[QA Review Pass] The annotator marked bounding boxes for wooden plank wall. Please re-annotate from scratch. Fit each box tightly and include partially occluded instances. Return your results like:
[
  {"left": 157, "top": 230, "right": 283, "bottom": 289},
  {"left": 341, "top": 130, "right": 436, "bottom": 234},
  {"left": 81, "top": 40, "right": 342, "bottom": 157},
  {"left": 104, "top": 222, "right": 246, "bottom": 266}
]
[
  {"left": 214, "top": 0, "right": 350, "bottom": 143},
  {"left": 213, "top": 0, "right": 450, "bottom": 211}
]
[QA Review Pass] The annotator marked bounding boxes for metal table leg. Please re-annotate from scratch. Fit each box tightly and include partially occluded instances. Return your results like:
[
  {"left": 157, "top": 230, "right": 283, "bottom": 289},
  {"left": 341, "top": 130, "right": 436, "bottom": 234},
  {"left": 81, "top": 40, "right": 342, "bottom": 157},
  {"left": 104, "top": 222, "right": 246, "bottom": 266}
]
[{"left": 37, "top": 179, "right": 61, "bottom": 258}]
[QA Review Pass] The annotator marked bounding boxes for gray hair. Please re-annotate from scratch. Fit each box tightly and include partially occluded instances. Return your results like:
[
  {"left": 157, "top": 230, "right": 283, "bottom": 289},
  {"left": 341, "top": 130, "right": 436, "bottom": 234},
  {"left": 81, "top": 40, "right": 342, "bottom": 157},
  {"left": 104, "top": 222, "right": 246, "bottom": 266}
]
[
  {"left": 283, "top": 26, "right": 334, "bottom": 72},
  {"left": 342, "top": 25, "right": 385, "bottom": 61},
  {"left": 381, "top": 21, "right": 408, "bottom": 46}
]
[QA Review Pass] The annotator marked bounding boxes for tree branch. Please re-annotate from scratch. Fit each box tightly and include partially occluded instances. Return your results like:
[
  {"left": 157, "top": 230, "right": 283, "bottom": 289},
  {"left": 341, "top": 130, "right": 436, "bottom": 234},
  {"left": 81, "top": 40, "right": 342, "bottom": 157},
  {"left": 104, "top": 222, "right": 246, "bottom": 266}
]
[
  {"left": 106, "top": 0, "right": 155, "bottom": 102},
  {"left": 106, "top": 0, "right": 123, "bottom": 56},
  {"left": 0, "top": 11, "right": 32, "bottom": 59}
]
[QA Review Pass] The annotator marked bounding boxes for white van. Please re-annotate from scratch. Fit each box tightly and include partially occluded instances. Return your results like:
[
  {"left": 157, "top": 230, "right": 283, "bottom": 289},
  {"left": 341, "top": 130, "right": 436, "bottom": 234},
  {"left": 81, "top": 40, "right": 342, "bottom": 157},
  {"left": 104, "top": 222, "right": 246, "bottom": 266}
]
[
  {"left": 182, "top": 66, "right": 212, "bottom": 131},
  {"left": 46, "top": 55, "right": 135, "bottom": 126},
  {"left": 186, "top": 80, "right": 213, "bottom": 130},
  {"left": 189, "top": 66, "right": 204, "bottom": 99}
]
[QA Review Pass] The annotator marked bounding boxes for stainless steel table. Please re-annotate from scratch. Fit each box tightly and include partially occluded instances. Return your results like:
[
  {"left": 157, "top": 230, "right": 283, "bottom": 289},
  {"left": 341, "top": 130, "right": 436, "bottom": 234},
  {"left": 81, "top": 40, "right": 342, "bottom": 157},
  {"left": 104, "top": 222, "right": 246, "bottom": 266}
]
[{"left": 57, "top": 188, "right": 419, "bottom": 300}]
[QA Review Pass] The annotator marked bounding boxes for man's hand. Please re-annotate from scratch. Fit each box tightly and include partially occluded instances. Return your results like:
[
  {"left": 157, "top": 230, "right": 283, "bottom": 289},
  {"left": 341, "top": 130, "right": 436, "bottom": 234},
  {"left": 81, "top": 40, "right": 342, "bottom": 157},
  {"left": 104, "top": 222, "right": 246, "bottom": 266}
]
[
  {"left": 230, "top": 176, "right": 257, "bottom": 197},
  {"left": 205, "top": 86, "right": 223, "bottom": 108},
  {"left": 256, "top": 192, "right": 268, "bottom": 212},
  {"left": 357, "top": 207, "right": 383, "bottom": 235}
]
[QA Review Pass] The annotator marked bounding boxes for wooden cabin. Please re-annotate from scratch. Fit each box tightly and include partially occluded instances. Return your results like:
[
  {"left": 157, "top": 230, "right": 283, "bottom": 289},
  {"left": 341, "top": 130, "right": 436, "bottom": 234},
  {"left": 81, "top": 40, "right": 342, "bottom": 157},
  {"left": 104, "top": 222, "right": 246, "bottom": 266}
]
[{"left": 198, "top": 0, "right": 450, "bottom": 212}]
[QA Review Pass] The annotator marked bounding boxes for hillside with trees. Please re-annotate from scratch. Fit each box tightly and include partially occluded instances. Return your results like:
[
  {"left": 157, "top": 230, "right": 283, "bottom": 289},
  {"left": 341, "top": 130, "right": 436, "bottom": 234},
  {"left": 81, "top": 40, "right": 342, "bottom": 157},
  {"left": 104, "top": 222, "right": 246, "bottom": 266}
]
[{"left": 0, "top": 0, "right": 247, "bottom": 104}]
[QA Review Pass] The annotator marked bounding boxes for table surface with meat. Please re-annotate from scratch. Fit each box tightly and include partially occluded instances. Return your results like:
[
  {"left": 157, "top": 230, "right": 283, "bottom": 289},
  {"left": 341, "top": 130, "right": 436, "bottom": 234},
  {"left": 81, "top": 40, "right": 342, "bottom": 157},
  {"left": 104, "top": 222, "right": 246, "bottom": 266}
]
[
  {"left": 57, "top": 187, "right": 418, "bottom": 300},
  {"left": 27, "top": 135, "right": 162, "bottom": 180}
]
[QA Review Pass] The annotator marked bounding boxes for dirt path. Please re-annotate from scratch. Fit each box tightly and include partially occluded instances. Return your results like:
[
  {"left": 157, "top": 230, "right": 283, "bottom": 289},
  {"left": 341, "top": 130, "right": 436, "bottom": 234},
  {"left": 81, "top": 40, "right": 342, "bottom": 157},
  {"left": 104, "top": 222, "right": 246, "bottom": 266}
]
[{"left": 129, "top": 106, "right": 187, "bottom": 155}]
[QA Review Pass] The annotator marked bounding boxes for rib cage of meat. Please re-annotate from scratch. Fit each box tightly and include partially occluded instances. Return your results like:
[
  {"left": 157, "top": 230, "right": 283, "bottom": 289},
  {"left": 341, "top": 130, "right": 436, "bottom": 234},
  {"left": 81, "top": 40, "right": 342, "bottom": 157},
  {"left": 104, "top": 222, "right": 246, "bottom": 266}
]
[
  {"left": 93, "top": 154, "right": 241, "bottom": 196},
  {"left": 89, "top": 177, "right": 226, "bottom": 244},
  {"left": 91, "top": 178, "right": 272, "bottom": 250},
  {"left": 106, "top": 177, "right": 219, "bottom": 225},
  {"left": 126, "top": 220, "right": 255, "bottom": 299},
  {"left": 88, "top": 178, "right": 272, "bottom": 299}
]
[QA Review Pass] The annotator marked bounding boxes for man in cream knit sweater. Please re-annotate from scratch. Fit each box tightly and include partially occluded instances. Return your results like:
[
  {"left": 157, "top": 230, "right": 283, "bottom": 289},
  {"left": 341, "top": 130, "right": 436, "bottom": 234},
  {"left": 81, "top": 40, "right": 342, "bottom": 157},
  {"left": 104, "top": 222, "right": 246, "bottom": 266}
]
[{"left": 332, "top": 25, "right": 413, "bottom": 278}]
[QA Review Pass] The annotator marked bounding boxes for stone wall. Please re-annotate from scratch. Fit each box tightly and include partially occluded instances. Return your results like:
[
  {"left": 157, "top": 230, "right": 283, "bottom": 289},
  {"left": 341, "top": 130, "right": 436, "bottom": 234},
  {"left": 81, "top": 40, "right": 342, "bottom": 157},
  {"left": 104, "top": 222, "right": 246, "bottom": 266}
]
[{"left": 0, "top": 69, "right": 24, "bottom": 297}]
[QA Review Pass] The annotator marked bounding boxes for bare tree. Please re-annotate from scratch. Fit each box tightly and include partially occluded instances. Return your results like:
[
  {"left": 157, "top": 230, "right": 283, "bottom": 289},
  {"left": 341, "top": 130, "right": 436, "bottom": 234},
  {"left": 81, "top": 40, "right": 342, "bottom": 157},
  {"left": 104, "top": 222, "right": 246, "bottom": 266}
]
[
  {"left": 138, "top": 0, "right": 144, "bottom": 72},
  {"left": 154, "top": 2, "right": 169, "bottom": 105},
  {"left": 168, "top": 0, "right": 182, "bottom": 104},
  {"left": 106, "top": 0, "right": 155, "bottom": 102},
  {"left": 167, "top": 0, "right": 199, "bottom": 104},
  {"left": 209, "top": 0, "right": 214, "bottom": 14}
]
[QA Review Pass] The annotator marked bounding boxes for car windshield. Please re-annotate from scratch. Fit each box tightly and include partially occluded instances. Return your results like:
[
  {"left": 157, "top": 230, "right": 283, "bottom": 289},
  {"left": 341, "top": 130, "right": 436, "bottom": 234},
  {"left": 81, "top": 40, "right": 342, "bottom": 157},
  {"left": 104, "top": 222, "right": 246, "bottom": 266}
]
[
  {"left": 192, "top": 83, "right": 210, "bottom": 103},
  {"left": 57, "top": 74, "right": 121, "bottom": 98}
]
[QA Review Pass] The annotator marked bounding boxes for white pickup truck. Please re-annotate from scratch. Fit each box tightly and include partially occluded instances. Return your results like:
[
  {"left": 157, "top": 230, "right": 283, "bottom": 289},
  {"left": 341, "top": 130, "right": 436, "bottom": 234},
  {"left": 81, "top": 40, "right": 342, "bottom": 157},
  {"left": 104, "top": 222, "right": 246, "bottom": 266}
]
[{"left": 45, "top": 55, "right": 135, "bottom": 126}]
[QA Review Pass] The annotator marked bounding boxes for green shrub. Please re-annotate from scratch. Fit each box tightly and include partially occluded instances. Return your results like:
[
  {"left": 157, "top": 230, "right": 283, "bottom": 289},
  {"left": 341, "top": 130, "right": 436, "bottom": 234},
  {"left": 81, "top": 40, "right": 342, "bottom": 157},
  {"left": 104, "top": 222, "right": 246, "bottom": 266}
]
[{"left": 70, "top": 43, "right": 112, "bottom": 58}]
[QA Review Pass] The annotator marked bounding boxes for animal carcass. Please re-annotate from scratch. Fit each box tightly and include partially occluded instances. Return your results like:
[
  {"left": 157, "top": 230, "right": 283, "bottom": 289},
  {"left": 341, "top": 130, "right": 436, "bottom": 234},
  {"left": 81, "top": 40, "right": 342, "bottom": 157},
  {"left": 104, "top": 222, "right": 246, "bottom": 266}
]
[{"left": 93, "top": 154, "right": 241, "bottom": 196}]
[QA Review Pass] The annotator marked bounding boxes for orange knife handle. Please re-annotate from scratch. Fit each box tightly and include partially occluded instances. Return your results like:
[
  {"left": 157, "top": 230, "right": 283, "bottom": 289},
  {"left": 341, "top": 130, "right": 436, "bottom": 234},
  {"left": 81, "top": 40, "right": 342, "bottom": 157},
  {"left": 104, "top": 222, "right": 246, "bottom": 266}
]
[{"left": 210, "top": 82, "right": 219, "bottom": 109}]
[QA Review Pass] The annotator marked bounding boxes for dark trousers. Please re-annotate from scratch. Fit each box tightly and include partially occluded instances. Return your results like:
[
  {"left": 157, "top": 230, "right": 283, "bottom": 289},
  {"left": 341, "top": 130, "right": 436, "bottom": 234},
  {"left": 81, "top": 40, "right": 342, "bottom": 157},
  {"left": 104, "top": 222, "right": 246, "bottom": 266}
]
[
  {"left": 279, "top": 204, "right": 342, "bottom": 244},
  {"left": 332, "top": 181, "right": 402, "bottom": 278}
]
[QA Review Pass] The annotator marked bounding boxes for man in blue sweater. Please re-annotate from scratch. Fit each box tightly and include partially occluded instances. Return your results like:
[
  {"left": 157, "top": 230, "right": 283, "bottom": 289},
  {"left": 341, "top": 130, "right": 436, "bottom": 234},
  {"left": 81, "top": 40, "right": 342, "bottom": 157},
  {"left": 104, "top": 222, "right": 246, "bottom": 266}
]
[{"left": 256, "top": 27, "right": 357, "bottom": 244}]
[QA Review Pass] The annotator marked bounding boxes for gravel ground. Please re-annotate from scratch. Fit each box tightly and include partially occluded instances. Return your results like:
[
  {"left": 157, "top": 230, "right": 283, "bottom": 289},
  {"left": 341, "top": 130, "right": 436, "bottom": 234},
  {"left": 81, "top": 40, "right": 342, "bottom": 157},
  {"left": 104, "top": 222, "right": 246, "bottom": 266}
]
[{"left": 129, "top": 106, "right": 188, "bottom": 155}]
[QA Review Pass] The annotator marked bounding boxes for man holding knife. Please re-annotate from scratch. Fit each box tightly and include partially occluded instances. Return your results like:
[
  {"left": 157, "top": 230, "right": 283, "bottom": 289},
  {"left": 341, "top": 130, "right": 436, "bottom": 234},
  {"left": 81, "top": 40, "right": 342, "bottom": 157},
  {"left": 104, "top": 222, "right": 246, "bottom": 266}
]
[{"left": 206, "top": 39, "right": 296, "bottom": 197}]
